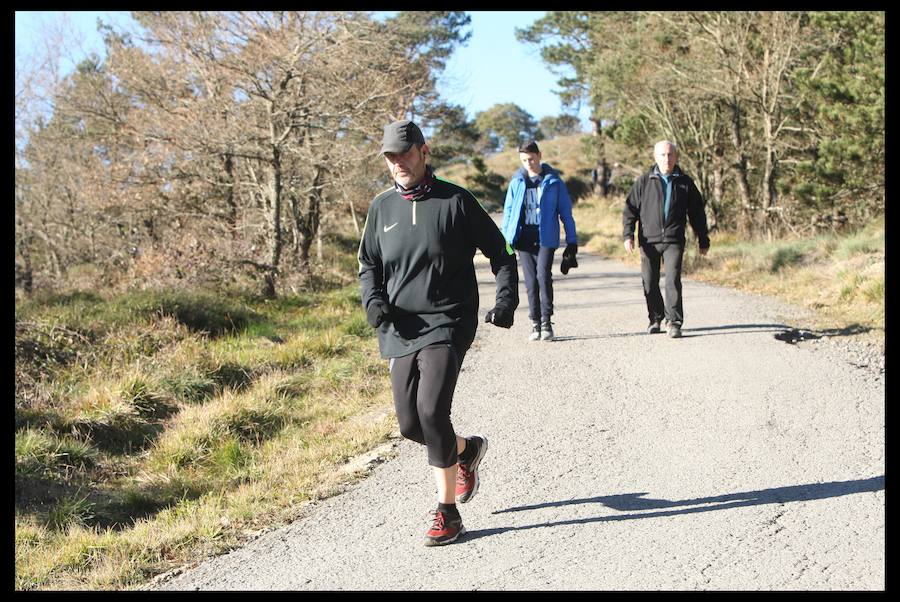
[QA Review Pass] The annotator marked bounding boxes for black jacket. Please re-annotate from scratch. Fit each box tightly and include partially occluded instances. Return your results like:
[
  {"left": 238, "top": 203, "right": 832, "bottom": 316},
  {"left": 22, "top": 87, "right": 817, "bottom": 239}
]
[
  {"left": 623, "top": 165, "right": 710, "bottom": 249},
  {"left": 358, "top": 174, "right": 518, "bottom": 359}
]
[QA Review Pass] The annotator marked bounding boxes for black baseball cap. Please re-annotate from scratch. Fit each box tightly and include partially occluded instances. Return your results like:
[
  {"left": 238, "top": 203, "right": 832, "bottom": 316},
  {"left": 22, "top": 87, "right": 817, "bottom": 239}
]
[{"left": 380, "top": 120, "right": 426, "bottom": 154}]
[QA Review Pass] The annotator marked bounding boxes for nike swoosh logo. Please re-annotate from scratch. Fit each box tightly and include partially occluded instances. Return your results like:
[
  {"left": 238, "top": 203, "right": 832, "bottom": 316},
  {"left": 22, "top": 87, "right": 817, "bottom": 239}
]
[{"left": 383, "top": 223, "right": 398, "bottom": 232}]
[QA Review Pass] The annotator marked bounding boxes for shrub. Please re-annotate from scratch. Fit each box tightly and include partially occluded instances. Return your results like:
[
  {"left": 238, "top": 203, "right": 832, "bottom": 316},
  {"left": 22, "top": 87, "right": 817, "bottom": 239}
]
[
  {"left": 834, "top": 231, "right": 884, "bottom": 260},
  {"left": 123, "top": 290, "right": 260, "bottom": 337},
  {"left": 770, "top": 245, "right": 806, "bottom": 272}
]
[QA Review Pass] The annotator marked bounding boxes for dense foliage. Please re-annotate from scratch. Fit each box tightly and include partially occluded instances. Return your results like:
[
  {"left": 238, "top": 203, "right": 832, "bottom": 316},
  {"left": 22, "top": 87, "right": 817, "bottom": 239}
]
[{"left": 517, "top": 11, "right": 884, "bottom": 235}]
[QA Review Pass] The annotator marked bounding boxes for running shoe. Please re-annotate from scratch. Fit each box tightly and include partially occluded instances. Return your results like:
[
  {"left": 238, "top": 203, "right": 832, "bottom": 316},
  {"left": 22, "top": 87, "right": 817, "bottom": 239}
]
[
  {"left": 424, "top": 510, "right": 465, "bottom": 546},
  {"left": 540, "top": 321, "right": 554, "bottom": 341},
  {"left": 455, "top": 435, "right": 488, "bottom": 504}
]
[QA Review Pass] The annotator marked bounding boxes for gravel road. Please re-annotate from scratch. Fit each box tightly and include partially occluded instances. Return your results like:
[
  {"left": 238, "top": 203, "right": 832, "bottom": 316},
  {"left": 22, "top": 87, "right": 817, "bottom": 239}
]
[{"left": 152, "top": 247, "right": 884, "bottom": 591}]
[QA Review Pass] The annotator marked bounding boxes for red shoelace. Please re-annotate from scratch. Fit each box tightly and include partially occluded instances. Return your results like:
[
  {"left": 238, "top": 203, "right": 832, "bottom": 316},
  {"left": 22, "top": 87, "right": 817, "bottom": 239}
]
[
  {"left": 456, "top": 465, "right": 473, "bottom": 487},
  {"left": 429, "top": 510, "right": 447, "bottom": 532}
]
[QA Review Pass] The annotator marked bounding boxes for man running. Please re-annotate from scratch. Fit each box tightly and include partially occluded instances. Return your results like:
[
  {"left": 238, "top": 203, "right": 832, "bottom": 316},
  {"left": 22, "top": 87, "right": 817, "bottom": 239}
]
[{"left": 358, "top": 119, "right": 518, "bottom": 546}]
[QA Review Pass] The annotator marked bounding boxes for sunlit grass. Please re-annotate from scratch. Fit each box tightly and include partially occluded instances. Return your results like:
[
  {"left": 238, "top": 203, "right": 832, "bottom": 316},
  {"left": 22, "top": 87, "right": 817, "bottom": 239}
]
[
  {"left": 572, "top": 193, "right": 884, "bottom": 344},
  {"left": 15, "top": 282, "right": 396, "bottom": 590}
]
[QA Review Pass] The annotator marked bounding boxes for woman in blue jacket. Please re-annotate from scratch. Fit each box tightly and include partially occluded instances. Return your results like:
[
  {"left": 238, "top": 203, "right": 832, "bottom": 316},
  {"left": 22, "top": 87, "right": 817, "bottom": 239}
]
[{"left": 500, "top": 140, "right": 578, "bottom": 341}]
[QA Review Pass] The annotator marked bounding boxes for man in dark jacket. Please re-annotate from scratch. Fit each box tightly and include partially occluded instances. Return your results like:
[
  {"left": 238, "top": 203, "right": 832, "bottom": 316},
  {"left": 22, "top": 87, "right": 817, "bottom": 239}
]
[
  {"left": 358, "top": 120, "right": 518, "bottom": 546},
  {"left": 623, "top": 140, "right": 710, "bottom": 338}
]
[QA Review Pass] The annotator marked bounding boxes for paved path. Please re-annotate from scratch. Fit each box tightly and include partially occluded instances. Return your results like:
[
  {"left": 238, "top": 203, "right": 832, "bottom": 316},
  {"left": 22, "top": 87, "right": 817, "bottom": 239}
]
[{"left": 154, "top": 249, "right": 885, "bottom": 590}]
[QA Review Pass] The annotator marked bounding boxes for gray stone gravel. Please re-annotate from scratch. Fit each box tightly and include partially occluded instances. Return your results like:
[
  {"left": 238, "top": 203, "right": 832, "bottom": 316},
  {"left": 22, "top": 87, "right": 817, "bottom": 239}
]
[{"left": 151, "top": 248, "right": 884, "bottom": 591}]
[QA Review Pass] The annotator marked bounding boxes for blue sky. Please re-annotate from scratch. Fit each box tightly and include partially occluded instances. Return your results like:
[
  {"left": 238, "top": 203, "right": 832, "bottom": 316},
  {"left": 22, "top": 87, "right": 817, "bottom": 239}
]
[
  {"left": 436, "top": 11, "right": 588, "bottom": 127},
  {"left": 15, "top": 10, "right": 588, "bottom": 129}
]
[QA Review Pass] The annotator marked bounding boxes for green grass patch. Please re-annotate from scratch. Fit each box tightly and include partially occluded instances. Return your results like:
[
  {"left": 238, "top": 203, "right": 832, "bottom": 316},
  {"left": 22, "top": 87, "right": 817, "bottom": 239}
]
[
  {"left": 16, "top": 428, "right": 99, "bottom": 478},
  {"left": 834, "top": 229, "right": 884, "bottom": 260},
  {"left": 769, "top": 242, "right": 809, "bottom": 272},
  {"left": 158, "top": 368, "right": 218, "bottom": 405},
  {"left": 46, "top": 493, "right": 96, "bottom": 531}
]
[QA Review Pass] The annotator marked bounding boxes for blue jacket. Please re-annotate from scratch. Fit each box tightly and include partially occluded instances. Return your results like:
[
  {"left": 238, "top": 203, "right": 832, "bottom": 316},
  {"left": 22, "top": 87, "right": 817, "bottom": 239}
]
[{"left": 500, "top": 164, "right": 577, "bottom": 249}]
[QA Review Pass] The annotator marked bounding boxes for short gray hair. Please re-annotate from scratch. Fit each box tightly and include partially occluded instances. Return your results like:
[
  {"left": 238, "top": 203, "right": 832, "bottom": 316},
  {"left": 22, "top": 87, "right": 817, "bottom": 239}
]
[{"left": 654, "top": 140, "right": 678, "bottom": 154}]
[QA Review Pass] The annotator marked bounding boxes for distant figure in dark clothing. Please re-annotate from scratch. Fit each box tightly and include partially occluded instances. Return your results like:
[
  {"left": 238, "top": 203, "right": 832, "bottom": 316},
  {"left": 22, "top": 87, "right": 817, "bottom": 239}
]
[{"left": 623, "top": 140, "right": 710, "bottom": 338}]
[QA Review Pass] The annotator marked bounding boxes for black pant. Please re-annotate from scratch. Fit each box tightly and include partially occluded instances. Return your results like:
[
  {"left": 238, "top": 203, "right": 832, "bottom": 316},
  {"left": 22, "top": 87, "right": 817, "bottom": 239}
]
[
  {"left": 518, "top": 246, "right": 556, "bottom": 323},
  {"left": 640, "top": 242, "right": 685, "bottom": 326},
  {"left": 389, "top": 342, "right": 465, "bottom": 468}
]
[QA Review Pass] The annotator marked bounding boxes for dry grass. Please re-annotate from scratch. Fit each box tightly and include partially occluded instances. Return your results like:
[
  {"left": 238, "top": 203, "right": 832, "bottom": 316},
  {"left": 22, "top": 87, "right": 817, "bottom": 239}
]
[
  {"left": 572, "top": 194, "right": 884, "bottom": 348},
  {"left": 15, "top": 284, "right": 396, "bottom": 590}
]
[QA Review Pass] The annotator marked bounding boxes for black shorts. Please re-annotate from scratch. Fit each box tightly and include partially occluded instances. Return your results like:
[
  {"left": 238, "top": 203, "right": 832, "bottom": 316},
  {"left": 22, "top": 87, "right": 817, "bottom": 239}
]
[{"left": 389, "top": 342, "right": 466, "bottom": 468}]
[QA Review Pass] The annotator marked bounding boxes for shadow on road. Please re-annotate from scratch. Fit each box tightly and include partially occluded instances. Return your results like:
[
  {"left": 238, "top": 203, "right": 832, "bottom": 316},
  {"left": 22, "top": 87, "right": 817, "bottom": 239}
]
[
  {"left": 533, "top": 323, "right": 876, "bottom": 343},
  {"left": 551, "top": 323, "right": 791, "bottom": 341},
  {"left": 463, "top": 476, "right": 884, "bottom": 542},
  {"left": 554, "top": 272, "right": 643, "bottom": 281}
]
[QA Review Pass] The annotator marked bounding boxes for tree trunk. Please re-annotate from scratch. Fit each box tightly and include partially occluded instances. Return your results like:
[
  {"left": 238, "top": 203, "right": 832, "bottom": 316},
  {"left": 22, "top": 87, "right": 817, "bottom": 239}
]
[
  {"left": 349, "top": 200, "right": 360, "bottom": 236},
  {"left": 728, "top": 100, "right": 754, "bottom": 235},
  {"left": 224, "top": 152, "right": 238, "bottom": 240},
  {"left": 316, "top": 219, "right": 324, "bottom": 263},
  {"left": 293, "top": 166, "right": 324, "bottom": 281},
  {"left": 761, "top": 112, "right": 779, "bottom": 238},
  {"left": 22, "top": 263, "right": 33, "bottom": 295},
  {"left": 17, "top": 236, "right": 34, "bottom": 296},
  {"left": 710, "top": 164, "right": 724, "bottom": 231},
  {"left": 263, "top": 148, "right": 283, "bottom": 299}
]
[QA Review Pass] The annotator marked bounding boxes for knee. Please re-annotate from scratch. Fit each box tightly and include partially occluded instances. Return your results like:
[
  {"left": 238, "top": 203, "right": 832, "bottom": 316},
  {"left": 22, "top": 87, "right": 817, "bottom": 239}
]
[
  {"left": 417, "top": 405, "right": 449, "bottom": 433},
  {"left": 397, "top": 417, "right": 424, "bottom": 444}
]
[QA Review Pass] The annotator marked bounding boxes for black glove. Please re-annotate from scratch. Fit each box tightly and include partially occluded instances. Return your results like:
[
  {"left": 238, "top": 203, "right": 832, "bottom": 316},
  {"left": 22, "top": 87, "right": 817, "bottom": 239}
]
[
  {"left": 560, "top": 243, "right": 579, "bottom": 275},
  {"left": 484, "top": 306, "right": 514, "bottom": 328},
  {"left": 365, "top": 300, "right": 391, "bottom": 328}
]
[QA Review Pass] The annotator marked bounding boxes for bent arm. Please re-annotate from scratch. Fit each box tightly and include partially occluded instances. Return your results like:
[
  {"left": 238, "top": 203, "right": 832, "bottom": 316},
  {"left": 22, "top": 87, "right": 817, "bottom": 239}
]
[
  {"left": 687, "top": 182, "right": 710, "bottom": 249},
  {"left": 557, "top": 182, "right": 578, "bottom": 245},
  {"left": 467, "top": 195, "right": 519, "bottom": 312},
  {"left": 623, "top": 182, "right": 641, "bottom": 242}
]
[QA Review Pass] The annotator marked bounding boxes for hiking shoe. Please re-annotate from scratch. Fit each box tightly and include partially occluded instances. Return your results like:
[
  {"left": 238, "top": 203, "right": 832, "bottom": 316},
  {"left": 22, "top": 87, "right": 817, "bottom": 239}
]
[
  {"left": 424, "top": 510, "right": 465, "bottom": 547},
  {"left": 540, "top": 321, "right": 554, "bottom": 341},
  {"left": 529, "top": 321, "right": 541, "bottom": 341},
  {"left": 648, "top": 321, "right": 662, "bottom": 334},
  {"left": 456, "top": 435, "right": 488, "bottom": 503},
  {"left": 668, "top": 323, "right": 682, "bottom": 338}
]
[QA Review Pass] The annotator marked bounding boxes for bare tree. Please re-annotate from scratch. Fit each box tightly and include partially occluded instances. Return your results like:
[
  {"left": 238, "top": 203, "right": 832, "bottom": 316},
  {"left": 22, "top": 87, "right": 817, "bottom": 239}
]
[{"left": 16, "top": 11, "right": 470, "bottom": 295}]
